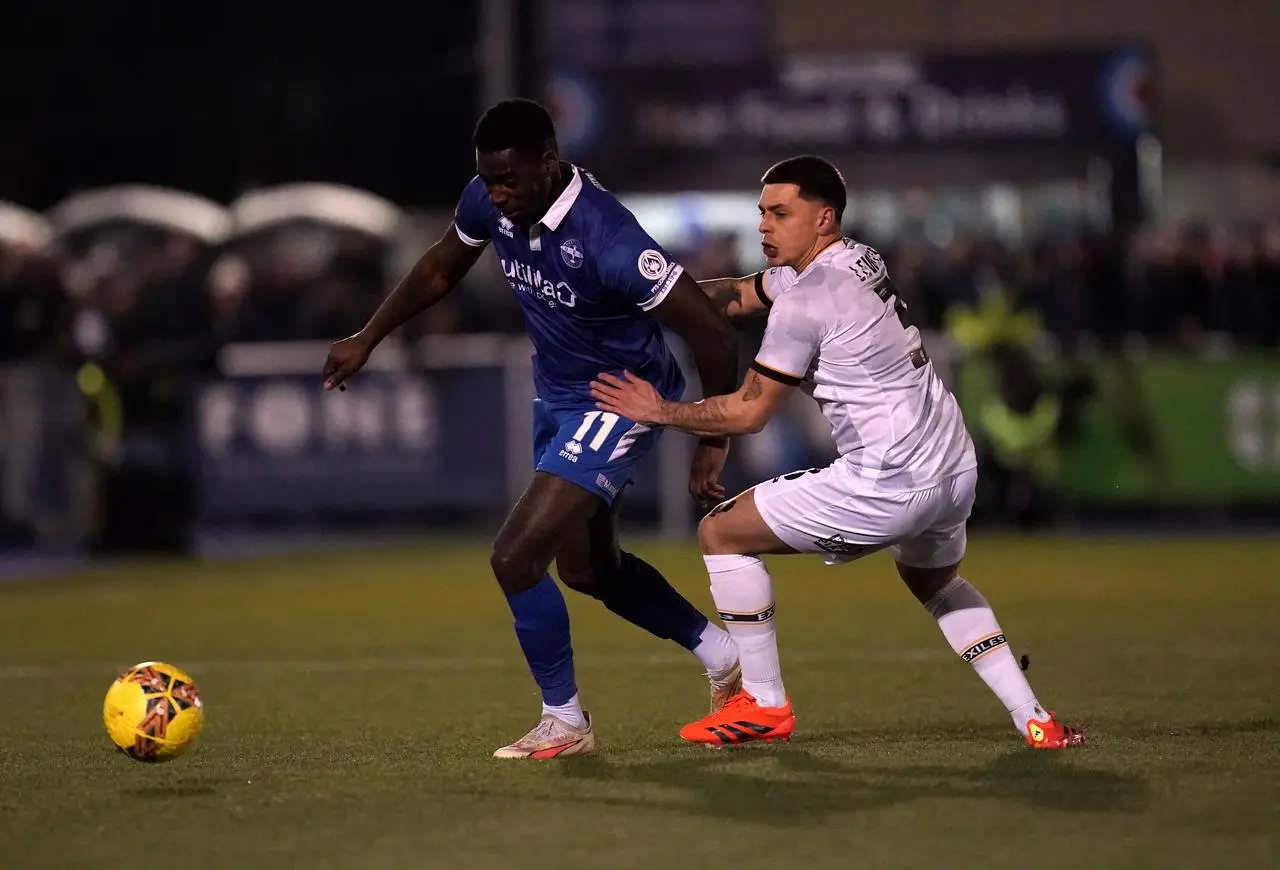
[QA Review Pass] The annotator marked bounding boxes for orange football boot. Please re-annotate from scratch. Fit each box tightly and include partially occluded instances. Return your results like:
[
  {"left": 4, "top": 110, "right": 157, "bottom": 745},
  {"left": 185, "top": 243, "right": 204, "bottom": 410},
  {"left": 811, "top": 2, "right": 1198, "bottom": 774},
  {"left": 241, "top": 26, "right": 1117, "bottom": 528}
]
[
  {"left": 1024, "top": 711, "right": 1086, "bottom": 749},
  {"left": 680, "top": 690, "right": 795, "bottom": 746}
]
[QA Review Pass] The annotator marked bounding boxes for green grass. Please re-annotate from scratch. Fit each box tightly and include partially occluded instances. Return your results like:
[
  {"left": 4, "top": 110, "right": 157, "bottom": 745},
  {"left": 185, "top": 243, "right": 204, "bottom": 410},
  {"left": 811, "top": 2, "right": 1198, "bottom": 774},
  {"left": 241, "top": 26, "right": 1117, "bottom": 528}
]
[{"left": 0, "top": 536, "right": 1277, "bottom": 870}]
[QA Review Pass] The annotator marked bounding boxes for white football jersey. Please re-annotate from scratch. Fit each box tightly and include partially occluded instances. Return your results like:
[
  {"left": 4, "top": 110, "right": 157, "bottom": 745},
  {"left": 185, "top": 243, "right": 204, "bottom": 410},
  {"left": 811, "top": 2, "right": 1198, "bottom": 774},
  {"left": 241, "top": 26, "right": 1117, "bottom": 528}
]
[{"left": 753, "top": 238, "right": 976, "bottom": 490}]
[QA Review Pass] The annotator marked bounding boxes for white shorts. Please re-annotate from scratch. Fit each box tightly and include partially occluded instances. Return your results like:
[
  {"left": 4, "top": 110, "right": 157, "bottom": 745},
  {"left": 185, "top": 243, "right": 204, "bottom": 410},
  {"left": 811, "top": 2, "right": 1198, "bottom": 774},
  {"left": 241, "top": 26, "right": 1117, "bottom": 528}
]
[{"left": 750, "top": 463, "right": 978, "bottom": 568}]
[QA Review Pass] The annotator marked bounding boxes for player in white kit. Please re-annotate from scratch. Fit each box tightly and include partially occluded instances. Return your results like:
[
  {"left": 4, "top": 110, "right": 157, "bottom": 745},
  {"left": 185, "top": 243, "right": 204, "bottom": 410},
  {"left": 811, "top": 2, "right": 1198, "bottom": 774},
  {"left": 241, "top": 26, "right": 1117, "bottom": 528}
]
[{"left": 590, "top": 155, "right": 1085, "bottom": 750}]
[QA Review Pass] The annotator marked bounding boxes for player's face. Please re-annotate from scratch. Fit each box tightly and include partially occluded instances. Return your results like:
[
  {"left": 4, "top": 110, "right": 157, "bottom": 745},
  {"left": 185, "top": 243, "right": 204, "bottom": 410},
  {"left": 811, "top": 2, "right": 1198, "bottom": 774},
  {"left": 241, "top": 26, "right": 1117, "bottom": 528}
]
[
  {"left": 758, "top": 183, "right": 835, "bottom": 269},
  {"left": 476, "top": 148, "right": 558, "bottom": 226}
]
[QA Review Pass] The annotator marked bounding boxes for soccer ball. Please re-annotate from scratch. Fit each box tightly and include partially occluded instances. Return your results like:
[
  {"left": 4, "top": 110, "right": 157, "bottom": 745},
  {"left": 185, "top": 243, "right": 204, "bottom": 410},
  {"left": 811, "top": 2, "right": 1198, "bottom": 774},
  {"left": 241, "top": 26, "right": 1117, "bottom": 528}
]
[{"left": 103, "top": 661, "right": 204, "bottom": 762}]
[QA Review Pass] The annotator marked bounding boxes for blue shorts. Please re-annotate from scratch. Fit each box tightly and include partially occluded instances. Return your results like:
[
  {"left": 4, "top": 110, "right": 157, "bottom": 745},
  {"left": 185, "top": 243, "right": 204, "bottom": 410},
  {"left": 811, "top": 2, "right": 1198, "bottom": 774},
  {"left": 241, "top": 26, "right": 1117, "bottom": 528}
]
[{"left": 533, "top": 401, "right": 662, "bottom": 504}]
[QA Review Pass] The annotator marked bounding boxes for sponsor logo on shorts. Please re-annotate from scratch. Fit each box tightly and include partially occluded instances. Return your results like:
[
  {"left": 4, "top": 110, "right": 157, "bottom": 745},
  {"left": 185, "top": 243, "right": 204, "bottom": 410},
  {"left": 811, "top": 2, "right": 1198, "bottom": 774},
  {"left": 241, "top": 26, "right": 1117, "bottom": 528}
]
[
  {"left": 960, "top": 633, "right": 1007, "bottom": 663},
  {"left": 707, "top": 496, "right": 739, "bottom": 517},
  {"left": 812, "top": 534, "right": 877, "bottom": 558},
  {"left": 595, "top": 473, "right": 618, "bottom": 496},
  {"left": 771, "top": 467, "right": 821, "bottom": 484}
]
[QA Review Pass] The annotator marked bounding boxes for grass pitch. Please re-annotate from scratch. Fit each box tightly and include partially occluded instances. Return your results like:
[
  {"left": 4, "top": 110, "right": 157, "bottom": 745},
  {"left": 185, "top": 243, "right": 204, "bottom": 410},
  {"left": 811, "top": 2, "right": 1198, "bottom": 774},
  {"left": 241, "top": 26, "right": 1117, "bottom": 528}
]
[{"left": 0, "top": 536, "right": 1277, "bottom": 869}]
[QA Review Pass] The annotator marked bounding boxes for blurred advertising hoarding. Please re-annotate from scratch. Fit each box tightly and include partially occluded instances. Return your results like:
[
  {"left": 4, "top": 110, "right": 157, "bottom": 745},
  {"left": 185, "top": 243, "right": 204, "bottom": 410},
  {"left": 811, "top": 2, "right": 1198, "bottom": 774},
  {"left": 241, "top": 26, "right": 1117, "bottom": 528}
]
[{"left": 537, "top": 2, "right": 1151, "bottom": 192}]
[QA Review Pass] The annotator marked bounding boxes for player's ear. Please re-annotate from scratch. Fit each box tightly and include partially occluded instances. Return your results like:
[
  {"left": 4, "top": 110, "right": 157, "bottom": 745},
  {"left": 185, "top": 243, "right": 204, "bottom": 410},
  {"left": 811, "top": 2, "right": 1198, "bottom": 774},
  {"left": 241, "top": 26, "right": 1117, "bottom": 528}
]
[{"left": 817, "top": 206, "right": 838, "bottom": 234}]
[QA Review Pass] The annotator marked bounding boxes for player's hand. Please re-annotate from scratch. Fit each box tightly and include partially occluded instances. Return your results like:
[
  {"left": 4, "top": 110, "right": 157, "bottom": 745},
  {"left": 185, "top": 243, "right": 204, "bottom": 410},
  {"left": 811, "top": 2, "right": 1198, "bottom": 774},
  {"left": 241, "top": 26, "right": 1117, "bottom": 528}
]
[
  {"left": 690, "top": 437, "right": 728, "bottom": 507},
  {"left": 590, "top": 371, "right": 665, "bottom": 425},
  {"left": 323, "top": 333, "right": 373, "bottom": 392}
]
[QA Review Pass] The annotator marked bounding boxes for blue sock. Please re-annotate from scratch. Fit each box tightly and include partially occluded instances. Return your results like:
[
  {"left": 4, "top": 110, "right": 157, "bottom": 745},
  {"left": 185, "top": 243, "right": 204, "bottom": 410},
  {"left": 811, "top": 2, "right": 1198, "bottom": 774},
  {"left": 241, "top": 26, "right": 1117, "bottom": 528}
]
[
  {"left": 596, "top": 551, "right": 709, "bottom": 651},
  {"left": 505, "top": 575, "right": 577, "bottom": 705}
]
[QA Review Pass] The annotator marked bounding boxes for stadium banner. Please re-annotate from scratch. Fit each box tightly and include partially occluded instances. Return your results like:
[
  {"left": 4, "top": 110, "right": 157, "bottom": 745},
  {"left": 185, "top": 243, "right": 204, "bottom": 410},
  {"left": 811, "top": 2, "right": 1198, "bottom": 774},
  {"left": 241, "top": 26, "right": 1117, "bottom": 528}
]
[
  {"left": 539, "top": 36, "right": 1152, "bottom": 191},
  {"left": 188, "top": 338, "right": 669, "bottom": 523},
  {"left": 538, "top": 0, "right": 767, "bottom": 73},
  {"left": 1057, "top": 354, "right": 1280, "bottom": 503},
  {"left": 188, "top": 339, "right": 1277, "bottom": 526},
  {"left": 191, "top": 368, "right": 506, "bottom": 519}
]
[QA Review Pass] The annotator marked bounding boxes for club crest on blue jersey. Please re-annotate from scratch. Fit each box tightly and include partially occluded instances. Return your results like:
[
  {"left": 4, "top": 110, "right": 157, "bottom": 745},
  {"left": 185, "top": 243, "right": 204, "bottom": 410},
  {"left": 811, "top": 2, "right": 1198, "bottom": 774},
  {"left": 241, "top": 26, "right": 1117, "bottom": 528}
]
[{"left": 560, "top": 239, "right": 584, "bottom": 269}]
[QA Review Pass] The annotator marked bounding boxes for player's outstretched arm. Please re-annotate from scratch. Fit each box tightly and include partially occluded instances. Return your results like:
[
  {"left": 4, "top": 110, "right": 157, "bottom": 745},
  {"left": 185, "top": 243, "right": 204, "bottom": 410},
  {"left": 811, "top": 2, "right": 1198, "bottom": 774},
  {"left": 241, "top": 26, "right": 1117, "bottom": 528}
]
[
  {"left": 591, "top": 368, "right": 793, "bottom": 439},
  {"left": 649, "top": 272, "right": 739, "bottom": 402},
  {"left": 698, "top": 273, "right": 772, "bottom": 323},
  {"left": 323, "top": 224, "right": 483, "bottom": 391},
  {"left": 649, "top": 271, "right": 741, "bottom": 502}
]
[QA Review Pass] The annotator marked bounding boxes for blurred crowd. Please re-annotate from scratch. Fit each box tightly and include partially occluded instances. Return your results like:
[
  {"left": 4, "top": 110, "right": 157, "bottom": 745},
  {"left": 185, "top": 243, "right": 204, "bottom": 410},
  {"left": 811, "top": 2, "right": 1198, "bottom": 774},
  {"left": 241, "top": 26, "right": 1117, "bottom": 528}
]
[
  {"left": 5, "top": 214, "right": 1278, "bottom": 368},
  {"left": 881, "top": 221, "right": 1280, "bottom": 349},
  {"left": 1, "top": 201, "right": 1278, "bottom": 549}
]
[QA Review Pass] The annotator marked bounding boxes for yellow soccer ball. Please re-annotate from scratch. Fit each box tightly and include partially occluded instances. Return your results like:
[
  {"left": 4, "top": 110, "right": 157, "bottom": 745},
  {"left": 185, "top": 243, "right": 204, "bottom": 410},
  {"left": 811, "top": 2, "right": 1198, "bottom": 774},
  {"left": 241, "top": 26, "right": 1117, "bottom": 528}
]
[{"left": 103, "top": 661, "right": 205, "bottom": 762}]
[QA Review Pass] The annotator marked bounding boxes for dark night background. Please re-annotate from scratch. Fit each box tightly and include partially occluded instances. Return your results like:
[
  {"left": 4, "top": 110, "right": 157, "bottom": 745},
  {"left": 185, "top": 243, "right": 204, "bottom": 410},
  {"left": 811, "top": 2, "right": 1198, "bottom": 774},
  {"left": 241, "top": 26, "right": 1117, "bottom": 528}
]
[{"left": 2, "top": 4, "right": 483, "bottom": 209}]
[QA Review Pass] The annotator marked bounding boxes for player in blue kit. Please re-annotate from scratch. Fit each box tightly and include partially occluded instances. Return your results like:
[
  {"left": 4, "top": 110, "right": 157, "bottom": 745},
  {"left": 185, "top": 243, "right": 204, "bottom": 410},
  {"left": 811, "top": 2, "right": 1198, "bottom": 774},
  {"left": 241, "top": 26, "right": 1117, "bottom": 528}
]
[{"left": 322, "top": 99, "right": 742, "bottom": 758}]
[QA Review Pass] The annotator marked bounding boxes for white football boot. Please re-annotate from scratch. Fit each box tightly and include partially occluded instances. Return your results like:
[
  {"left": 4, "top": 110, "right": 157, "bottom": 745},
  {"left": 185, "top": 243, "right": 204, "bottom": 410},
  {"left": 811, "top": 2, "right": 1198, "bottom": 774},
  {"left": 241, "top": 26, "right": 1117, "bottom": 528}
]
[{"left": 492, "top": 712, "right": 596, "bottom": 759}]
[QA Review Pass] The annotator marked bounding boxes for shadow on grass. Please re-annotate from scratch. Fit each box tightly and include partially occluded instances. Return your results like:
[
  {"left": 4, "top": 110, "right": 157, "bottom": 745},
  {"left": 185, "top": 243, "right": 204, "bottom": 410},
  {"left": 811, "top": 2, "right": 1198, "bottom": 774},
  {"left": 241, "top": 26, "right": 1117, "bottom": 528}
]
[
  {"left": 120, "top": 776, "right": 242, "bottom": 800},
  {"left": 461, "top": 730, "right": 1150, "bottom": 825},
  {"left": 1144, "top": 718, "right": 1277, "bottom": 739}
]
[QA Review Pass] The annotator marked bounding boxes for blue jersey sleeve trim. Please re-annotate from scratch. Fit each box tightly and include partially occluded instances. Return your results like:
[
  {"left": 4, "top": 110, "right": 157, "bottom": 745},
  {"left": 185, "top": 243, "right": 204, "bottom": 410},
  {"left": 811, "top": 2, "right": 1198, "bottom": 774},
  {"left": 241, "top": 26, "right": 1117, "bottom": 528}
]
[
  {"left": 453, "top": 176, "right": 493, "bottom": 246},
  {"left": 636, "top": 264, "right": 685, "bottom": 312},
  {"left": 454, "top": 224, "right": 489, "bottom": 247}
]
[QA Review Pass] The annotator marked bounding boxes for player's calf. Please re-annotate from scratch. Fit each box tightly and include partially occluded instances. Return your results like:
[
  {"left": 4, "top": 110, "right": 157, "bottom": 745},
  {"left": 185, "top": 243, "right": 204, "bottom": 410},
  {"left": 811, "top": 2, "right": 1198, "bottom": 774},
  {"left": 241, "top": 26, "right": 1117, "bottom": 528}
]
[
  {"left": 698, "top": 490, "right": 795, "bottom": 711},
  {"left": 491, "top": 474, "right": 602, "bottom": 733},
  {"left": 900, "top": 562, "right": 1085, "bottom": 747},
  {"left": 549, "top": 486, "right": 737, "bottom": 703},
  {"left": 568, "top": 551, "right": 740, "bottom": 689}
]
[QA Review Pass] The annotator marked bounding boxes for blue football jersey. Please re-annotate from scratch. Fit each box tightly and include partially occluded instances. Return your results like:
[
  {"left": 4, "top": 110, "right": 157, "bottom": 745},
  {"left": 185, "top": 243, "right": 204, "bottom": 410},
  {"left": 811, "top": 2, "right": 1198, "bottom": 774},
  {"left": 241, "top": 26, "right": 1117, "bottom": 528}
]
[{"left": 453, "top": 164, "right": 686, "bottom": 407}]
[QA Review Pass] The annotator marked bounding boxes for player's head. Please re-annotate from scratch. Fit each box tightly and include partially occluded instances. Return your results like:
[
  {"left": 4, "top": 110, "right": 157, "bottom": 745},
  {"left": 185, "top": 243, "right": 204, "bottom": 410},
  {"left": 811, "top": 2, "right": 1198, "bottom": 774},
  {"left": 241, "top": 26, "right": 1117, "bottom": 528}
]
[
  {"left": 757, "top": 155, "right": 846, "bottom": 268},
  {"left": 473, "top": 99, "right": 561, "bottom": 226}
]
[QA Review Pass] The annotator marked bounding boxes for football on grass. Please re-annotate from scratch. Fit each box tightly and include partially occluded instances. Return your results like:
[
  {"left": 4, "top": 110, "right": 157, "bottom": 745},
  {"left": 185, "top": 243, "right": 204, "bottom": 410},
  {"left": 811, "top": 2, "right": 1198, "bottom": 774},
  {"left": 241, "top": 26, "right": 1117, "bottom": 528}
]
[{"left": 103, "top": 661, "right": 204, "bottom": 762}]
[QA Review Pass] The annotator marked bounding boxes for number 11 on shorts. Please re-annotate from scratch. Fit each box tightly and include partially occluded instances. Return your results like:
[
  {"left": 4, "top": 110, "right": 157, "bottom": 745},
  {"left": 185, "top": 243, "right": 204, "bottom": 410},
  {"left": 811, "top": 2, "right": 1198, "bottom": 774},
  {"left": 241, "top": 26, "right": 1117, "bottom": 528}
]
[{"left": 572, "top": 411, "right": 620, "bottom": 452}]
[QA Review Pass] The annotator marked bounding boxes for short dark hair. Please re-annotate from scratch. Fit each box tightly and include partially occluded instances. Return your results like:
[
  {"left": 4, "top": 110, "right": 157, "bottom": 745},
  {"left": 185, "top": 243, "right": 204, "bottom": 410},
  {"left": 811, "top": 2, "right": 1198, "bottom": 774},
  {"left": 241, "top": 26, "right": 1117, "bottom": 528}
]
[
  {"left": 473, "top": 99, "right": 558, "bottom": 156},
  {"left": 761, "top": 155, "right": 847, "bottom": 222}
]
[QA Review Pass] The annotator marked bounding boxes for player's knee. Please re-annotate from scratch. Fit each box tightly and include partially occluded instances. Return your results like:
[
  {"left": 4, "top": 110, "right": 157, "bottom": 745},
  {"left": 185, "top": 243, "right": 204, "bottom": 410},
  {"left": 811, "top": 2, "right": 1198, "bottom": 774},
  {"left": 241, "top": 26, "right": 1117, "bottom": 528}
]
[
  {"left": 489, "top": 544, "right": 542, "bottom": 595},
  {"left": 556, "top": 565, "right": 602, "bottom": 598},
  {"left": 895, "top": 561, "right": 960, "bottom": 605},
  {"left": 697, "top": 513, "right": 733, "bottom": 555}
]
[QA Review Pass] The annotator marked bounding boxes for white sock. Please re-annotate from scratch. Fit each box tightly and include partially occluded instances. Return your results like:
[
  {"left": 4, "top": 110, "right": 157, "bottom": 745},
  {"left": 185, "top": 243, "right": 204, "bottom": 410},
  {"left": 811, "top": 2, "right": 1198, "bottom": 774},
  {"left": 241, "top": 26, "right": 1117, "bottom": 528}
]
[
  {"left": 703, "top": 554, "right": 786, "bottom": 708},
  {"left": 542, "top": 693, "right": 587, "bottom": 730},
  {"left": 925, "top": 577, "right": 1049, "bottom": 734},
  {"left": 691, "top": 621, "right": 738, "bottom": 681}
]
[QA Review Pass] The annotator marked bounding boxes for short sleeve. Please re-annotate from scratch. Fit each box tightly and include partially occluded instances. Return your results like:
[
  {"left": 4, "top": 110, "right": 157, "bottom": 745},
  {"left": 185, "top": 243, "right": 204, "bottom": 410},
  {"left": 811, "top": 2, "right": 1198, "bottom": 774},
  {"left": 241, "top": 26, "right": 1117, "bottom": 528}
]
[
  {"left": 752, "top": 288, "right": 823, "bottom": 386},
  {"left": 453, "top": 177, "right": 492, "bottom": 247},
  {"left": 758, "top": 266, "right": 798, "bottom": 303},
  {"left": 594, "top": 217, "right": 686, "bottom": 312}
]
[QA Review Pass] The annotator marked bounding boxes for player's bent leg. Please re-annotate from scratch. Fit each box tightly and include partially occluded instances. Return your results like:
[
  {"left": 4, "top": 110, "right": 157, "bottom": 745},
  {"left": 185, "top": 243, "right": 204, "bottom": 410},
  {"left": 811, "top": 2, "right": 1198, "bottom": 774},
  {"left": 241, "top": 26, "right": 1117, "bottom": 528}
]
[
  {"left": 681, "top": 488, "right": 797, "bottom": 746},
  {"left": 490, "top": 472, "right": 601, "bottom": 758},
  {"left": 892, "top": 472, "right": 1084, "bottom": 749},
  {"left": 697, "top": 486, "right": 797, "bottom": 557},
  {"left": 553, "top": 488, "right": 740, "bottom": 711}
]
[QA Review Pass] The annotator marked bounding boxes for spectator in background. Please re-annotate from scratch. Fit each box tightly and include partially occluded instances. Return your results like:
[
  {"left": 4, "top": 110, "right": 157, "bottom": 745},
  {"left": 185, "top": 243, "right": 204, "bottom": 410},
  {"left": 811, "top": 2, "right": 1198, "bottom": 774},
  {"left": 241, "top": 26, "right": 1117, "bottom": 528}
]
[
  {"left": 1225, "top": 221, "right": 1280, "bottom": 347},
  {"left": 1, "top": 181, "right": 1276, "bottom": 548},
  {"left": 0, "top": 239, "right": 73, "bottom": 547}
]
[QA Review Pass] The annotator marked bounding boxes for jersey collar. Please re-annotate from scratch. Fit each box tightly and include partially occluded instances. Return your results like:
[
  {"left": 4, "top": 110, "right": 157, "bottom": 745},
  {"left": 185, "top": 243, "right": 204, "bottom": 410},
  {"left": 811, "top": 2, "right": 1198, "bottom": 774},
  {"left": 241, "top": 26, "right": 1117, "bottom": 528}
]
[
  {"left": 537, "top": 164, "right": 582, "bottom": 226},
  {"left": 529, "top": 165, "right": 582, "bottom": 252},
  {"left": 798, "top": 237, "right": 851, "bottom": 276}
]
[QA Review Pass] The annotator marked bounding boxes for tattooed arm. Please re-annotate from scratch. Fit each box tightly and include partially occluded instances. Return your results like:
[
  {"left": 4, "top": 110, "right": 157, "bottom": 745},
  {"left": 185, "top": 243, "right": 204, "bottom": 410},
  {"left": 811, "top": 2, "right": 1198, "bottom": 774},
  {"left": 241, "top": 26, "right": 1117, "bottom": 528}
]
[
  {"left": 592, "top": 280, "right": 819, "bottom": 437},
  {"left": 698, "top": 272, "right": 775, "bottom": 323},
  {"left": 658, "top": 369, "right": 793, "bottom": 436},
  {"left": 590, "top": 368, "right": 794, "bottom": 438}
]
